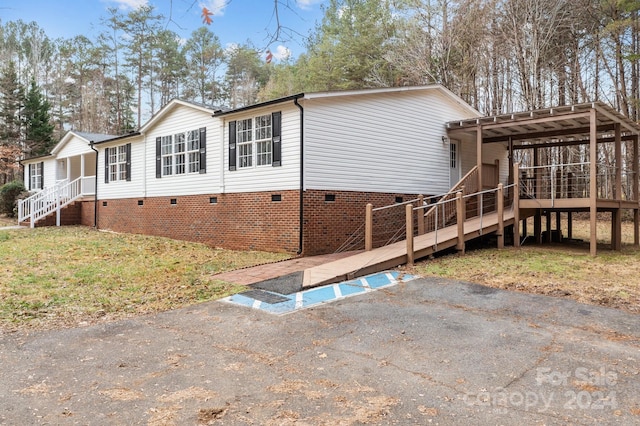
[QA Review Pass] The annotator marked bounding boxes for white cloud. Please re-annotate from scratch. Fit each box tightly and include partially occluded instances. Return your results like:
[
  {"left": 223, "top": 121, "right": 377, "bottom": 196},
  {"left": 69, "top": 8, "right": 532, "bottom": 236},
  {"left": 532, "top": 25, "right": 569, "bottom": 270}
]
[
  {"left": 273, "top": 45, "right": 291, "bottom": 61},
  {"left": 106, "top": 0, "right": 148, "bottom": 10},
  {"left": 296, "top": 0, "right": 323, "bottom": 10},
  {"left": 200, "top": 0, "right": 228, "bottom": 16}
]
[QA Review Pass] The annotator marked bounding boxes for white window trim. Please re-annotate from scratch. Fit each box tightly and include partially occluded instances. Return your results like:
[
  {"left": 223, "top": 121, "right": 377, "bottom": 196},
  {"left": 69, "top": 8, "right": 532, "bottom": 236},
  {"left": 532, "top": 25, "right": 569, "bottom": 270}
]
[
  {"left": 108, "top": 145, "right": 128, "bottom": 182},
  {"left": 237, "top": 114, "right": 272, "bottom": 169},
  {"left": 160, "top": 130, "right": 201, "bottom": 177},
  {"left": 30, "top": 163, "right": 43, "bottom": 190}
]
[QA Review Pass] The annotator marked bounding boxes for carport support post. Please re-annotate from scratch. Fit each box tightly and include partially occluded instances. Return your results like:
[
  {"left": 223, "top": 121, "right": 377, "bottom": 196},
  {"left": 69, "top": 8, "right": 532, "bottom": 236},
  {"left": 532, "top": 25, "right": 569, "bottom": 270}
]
[
  {"left": 365, "top": 203, "right": 373, "bottom": 251},
  {"left": 406, "top": 203, "right": 414, "bottom": 266},
  {"left": 589, "top": 107, "right": 598, "bottom": 256},
  {"left": 634, "top": 134, "right": 639, "bottom": 247},
  {"left": 497, "top": 183, "right": 504, "bottom": 249},
  {"left": 513, "top": 163, "right": 520, "bottom": 248},
  {"left": 456, "top": 191, "right": 465, "bottom": 253}
]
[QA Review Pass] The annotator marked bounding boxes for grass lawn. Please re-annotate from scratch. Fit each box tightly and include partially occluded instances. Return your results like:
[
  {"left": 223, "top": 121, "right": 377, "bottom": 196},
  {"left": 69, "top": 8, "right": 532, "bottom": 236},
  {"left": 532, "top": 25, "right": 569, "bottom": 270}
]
[
  {"left": 0, "top": 226, "right": 290, "bottom": 332},
  {"left": 2, "top": 216, "right": 638, "bottom": 333},
  {"left": 413, "top": 217, "right": 640, "bottom": 314},
  {"left": 0, "top": 214, "right": 17, "bottom": 227}
]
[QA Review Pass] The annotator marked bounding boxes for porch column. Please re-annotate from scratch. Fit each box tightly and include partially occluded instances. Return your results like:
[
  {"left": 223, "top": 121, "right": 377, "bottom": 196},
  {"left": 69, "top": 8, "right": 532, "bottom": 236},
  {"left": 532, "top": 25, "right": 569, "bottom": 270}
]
[
  {"left": 589, "top": 108, "right": 597, "bottom": 256},
  {"left": 477, "top": 125, "right": 483, "bottom": 191},
  {"left": 81, "top": 154, "right": 86, "bottom": 179},
  {"left": 66, "top": 157, "right": 71, "bottom": 181}
]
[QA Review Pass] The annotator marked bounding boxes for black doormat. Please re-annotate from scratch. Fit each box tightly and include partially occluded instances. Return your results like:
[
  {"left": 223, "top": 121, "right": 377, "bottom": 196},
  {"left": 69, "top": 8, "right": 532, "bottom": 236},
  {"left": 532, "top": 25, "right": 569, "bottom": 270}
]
[
  {"left": 249, "top": 271, "right": 304, "bottom": 295},
  {"left": 240, "top": 289, "right": 291, "bottom": 304}
]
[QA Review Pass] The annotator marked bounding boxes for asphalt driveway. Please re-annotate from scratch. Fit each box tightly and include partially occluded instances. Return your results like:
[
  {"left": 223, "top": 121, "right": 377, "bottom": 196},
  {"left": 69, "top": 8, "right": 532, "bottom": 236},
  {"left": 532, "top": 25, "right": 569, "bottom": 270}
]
[{"left": 1, "top": 276, "right": 639, "bottom": 425}]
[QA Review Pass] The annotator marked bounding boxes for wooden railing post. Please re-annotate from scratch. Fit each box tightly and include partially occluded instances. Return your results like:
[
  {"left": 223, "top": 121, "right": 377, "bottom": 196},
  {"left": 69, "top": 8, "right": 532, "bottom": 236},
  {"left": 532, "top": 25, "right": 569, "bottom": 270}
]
[
  {"left": 417, "top": 195, "right": 425, "bottom": 235},
  {"left": 497, "top": 183, "right": 504, "bottom": 249},
  {"left": 406, "top": 203, "right": 414, "bottom": 266},
  {"left": 456, "top": 191, "right": 465, "bottom": 253},
  {"left": 365, "top": 203, "right": 373, "bottom": 251},
  {"left": 513, "top": 162, "right": 520, "bottom": 248}
]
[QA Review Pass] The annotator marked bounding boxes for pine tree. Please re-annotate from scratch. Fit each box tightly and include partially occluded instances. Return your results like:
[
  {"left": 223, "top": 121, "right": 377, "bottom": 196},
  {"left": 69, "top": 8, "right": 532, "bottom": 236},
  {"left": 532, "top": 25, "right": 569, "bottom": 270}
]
[
  {"left": 0, "top": 60, "right": 24, "bottom": 147},
  {"left": 23, "top": 78, "right": 54, "bottom": 156}
]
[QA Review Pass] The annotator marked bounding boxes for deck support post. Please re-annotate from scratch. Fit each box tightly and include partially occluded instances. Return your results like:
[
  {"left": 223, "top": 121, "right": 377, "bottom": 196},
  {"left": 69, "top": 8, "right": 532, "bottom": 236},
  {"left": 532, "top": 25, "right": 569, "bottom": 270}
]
[
  {"left": 456, "top": 191, "right": 465, "bottom": 253},
  {"left": 497, "top": 183, "right": 504, "bottom": 249},
  {"left": 589, "top": 108, "right": 598, "bottom": 256},
  {"left": 406, "top": 203, "right": 414, "bottom": 266},
  {"left": 534, "top": 211, "right": 542, "bottom": 244},
  {"left": 612, "top": 210, "right": 622, "bottom": 251},
  {"left": 545, "top": 212, "right": 552, "bottom": 243},
  {"left": 568, "top": 212, "right": 573, "bottom": 240},
  {"left": 365, "top": 203, "right": 373, "bottom": 251},
  {"left": 513, "top": 162, "right": 520, "bottom": 248},
  {"left": 555, "top": 211, "right": 561, "bottom": 241},
  {"left": 417, "top": 195, "right": 425, "bottom": 235}
]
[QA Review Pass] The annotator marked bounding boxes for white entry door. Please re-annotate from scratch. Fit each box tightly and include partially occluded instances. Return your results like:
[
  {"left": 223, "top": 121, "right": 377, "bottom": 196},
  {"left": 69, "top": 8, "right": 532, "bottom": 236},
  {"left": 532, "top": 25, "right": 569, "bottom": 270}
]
[{"left": 449, "top": 140, "right": 460, "bottom": 188}]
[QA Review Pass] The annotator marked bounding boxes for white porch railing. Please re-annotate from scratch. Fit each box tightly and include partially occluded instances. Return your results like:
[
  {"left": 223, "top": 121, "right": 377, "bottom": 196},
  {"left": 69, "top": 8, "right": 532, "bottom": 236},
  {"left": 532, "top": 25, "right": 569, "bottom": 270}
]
[{"left": 18, "top": 177, "right": 92, "bottom": 227}]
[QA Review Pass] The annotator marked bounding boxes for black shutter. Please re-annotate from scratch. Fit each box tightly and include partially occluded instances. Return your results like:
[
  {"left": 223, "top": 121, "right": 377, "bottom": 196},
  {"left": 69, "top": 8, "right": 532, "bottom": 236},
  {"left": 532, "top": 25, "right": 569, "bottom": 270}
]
[
  {"left": 228, "top": 121, "right": 237, "bottom": 171},
  {"left": 28, "top": 164, "right": 32, "bottom": 190},
  {"left": 104, "top": 149, "right": 110, "bottom": 184},
  {"left": 39, "top": 162, "right": 44, "bottom": 188},
  {"left": 125, "top": 143, "right": 132, "bottom": 181},
  {"left": 155, "top": 137, "right": 162, "bottom": 178},
  {"left": 272, "top": 111, "right": 282, "bottom": 167},
  {"left": 199, "top": 127, "right": 206, "bottom": 174}
]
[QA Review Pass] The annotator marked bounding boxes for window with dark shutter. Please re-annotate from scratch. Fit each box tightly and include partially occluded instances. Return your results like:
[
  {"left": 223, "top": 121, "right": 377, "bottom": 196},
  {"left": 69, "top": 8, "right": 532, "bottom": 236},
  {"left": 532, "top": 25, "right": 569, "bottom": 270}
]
[
  {"left": 155, "top": 137, "right": 162, "bottom": 178},
  {"left": 125, "top": 143, "right": 132, "bottom": 181},
  {"left": 229, "top": 121, "right": 237, "bottom": 171},
  {"left": 199, "top": 127, "right": 207, "bottom": 173},
  {"left": 39, "top": 162, "right": 44, "bottom": 188},
  {"left": 272, "top": 111, "right": 282, "bottom": 167},
  {"left": 104, "top": 149, "right": 110, "bottom": 184},
  {"left": 28, "top": 164, "right": 32, "bottom": 190}
]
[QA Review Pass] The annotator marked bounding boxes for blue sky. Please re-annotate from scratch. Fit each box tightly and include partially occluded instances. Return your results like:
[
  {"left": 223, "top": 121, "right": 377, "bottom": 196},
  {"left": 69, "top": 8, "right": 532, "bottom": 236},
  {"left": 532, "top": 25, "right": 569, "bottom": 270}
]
[{"left": 0, "top": 0, "right": 327, "bottom": 60}]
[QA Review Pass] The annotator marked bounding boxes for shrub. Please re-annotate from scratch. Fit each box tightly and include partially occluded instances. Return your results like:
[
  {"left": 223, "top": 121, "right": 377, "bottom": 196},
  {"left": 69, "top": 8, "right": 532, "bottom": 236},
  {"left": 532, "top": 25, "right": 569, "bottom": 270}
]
[{"left": 0, "top": 180, "right": 26, "bottom": 217}]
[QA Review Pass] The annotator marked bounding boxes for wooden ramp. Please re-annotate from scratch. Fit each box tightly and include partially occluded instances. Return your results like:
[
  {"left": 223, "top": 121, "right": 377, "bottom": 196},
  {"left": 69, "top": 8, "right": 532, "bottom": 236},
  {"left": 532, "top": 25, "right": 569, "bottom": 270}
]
[{"left": 302, "top": 208, "right": 515, "bottom": 288}]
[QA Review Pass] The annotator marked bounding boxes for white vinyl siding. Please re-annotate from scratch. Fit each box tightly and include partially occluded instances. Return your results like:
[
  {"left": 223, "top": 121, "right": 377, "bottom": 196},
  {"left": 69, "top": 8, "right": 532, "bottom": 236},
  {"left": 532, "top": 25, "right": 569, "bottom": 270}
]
[
  {"left": 303, "top": 89, "right": 488, "bottom": 195},
  {"left": 146, "top": 104, "right": 220, "bottom": 197},
  {"left": 98, "top": 135, "right": 144, "bottom": 199},
  {"left": 223, "top": 104, "right": 300, "bottom": 193}
]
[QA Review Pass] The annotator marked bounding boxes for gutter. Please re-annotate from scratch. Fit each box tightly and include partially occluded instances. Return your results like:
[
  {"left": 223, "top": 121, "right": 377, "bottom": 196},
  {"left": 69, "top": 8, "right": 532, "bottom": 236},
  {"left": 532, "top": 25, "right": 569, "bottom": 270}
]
[
  {"left": 89, "top": 141, "right": 98, "bottom": 228},
  {"left": 294, "top": 96, "right": 304, "bottom": 255}
]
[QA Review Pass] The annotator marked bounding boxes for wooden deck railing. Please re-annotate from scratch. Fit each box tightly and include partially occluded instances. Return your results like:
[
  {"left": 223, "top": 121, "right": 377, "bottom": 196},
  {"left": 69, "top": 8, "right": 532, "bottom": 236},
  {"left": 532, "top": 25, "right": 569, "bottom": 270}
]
[{"left": 423, "top": 166, "right": 479, "bottom": 234}]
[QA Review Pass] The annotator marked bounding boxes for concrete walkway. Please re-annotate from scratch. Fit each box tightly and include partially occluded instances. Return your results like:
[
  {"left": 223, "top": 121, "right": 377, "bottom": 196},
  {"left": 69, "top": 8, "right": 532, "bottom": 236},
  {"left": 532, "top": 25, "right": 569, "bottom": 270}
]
[{"left": 1, "top": 277, "right": 638, "bottom": 425}]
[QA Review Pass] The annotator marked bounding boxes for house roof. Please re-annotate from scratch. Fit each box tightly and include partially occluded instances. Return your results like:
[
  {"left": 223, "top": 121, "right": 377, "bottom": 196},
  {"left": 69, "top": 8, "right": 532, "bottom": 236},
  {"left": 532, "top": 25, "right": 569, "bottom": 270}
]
[
  {"left": 91, "top": 132, "right": 141, "bottom": 146},
  {"left": 446, "top": 102, "right": 640, "bottom": 144},
  {"left": 139, "top": 99, "right": 219, "bottom": 133},
  {"left": 50, "top": 130, "right": 117, "bottom": 155},
  {"left": 213, "top": 84, "right": 481, "bottom": 118}
]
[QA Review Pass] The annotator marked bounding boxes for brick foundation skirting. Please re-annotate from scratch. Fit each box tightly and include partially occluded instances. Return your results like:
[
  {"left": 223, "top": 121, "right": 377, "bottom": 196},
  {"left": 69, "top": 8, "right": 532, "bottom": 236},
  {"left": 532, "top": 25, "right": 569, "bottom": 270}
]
[{"left": 96, "top": 190, "right": 420, "bottom": 255}]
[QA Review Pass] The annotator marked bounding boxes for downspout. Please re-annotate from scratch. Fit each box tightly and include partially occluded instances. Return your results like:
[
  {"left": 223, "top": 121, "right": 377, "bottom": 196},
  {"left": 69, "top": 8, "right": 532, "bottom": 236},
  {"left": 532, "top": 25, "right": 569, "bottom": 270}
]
[
  {"left": 89, "top": 141, "right": 98, "bottom": 228},
  {"left": 294, "top": 96, "right": 304, "bottom": 255}
]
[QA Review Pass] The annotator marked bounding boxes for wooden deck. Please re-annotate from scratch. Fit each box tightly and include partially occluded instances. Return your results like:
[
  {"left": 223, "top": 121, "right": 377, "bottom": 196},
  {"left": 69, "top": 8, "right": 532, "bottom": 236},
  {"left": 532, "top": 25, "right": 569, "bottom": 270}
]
[{"left": 302, "top": 208, "right": 515, "bottom": 288}]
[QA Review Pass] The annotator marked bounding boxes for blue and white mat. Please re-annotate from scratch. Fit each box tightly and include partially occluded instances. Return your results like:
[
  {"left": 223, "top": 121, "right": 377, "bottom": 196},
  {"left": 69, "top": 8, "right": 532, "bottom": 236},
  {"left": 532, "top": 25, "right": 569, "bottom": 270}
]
[{"left": 220, "top": 271, "right": 416, "bottom": 315}]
